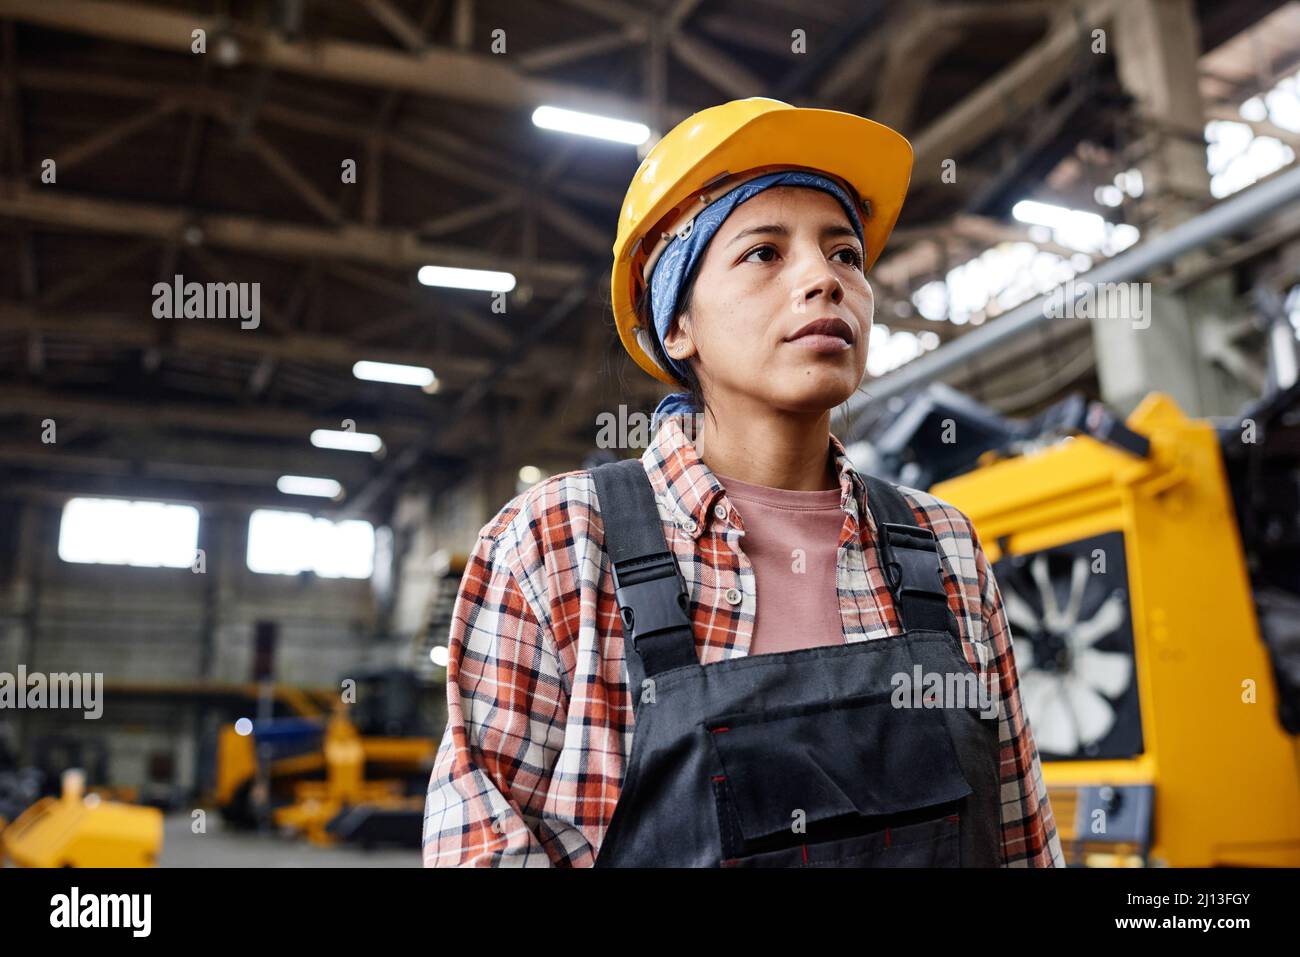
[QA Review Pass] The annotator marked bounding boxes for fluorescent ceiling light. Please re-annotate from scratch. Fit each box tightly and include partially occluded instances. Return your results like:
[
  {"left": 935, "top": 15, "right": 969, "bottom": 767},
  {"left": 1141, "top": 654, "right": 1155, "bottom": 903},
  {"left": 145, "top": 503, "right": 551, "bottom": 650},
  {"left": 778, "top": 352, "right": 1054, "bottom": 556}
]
[
  {"left": 310, "top": 429, "right": 383, "bottom": 453},
  {"left": 352, "top": 360, "right": 436, "bottom": 388},
  {"left": 1011, "top": 199, "right": 1081, "bottom": 230},
  {"left": 277, "top": 475, "right": 342, "bottom": 498},
  {"left": 531, "top": 105, "right": 650, "bottom": 145},
  {"left": 417, "top": 265, "right": 516, "bottom": 292}
]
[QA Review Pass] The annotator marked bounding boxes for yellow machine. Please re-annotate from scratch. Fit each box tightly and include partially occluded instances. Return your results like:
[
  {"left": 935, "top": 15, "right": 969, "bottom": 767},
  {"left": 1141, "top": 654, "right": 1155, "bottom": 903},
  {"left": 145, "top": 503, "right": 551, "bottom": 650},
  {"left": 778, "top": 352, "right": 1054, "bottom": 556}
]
[
  {"left": 270, "top": 707, "right": 430, "bottom": 846},
  {"left": 932, "top": 392, "right": 1300, "bottom": 866},
  {"left": 1, "top": 769, "right": 163, "bottom": 868},
  {"left": 214, "top": 668, "right": 437, "bottom": 847}
]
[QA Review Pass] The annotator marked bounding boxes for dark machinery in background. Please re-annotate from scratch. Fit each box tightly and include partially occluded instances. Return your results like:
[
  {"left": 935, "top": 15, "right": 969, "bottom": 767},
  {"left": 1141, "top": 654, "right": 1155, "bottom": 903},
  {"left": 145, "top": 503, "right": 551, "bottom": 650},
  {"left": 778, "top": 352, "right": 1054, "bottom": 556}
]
[
  {"left": 1218, "top": 381, "right": 1300, "bottom": 735},
  {"left": 854, "top": 381, "right": 1150, "bottom": 490},
  {"left": 0, "top": 734, "right": 134, "bottom": 825}
]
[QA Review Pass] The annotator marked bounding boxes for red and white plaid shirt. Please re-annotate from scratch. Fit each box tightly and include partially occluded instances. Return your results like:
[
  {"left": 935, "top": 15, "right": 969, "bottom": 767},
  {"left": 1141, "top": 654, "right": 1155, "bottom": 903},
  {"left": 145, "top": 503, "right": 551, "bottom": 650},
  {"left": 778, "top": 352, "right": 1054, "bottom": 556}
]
[{"left": 423, "top": 413, "right": 1065, "bottom": 867}]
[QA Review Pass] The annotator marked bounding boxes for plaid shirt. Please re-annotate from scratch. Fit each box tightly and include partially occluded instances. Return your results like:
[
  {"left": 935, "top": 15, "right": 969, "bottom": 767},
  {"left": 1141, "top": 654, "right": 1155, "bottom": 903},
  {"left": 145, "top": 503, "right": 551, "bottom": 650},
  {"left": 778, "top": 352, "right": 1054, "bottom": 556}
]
[{"left": 423, "top": 413, "right": 1065, "bottom": 868}]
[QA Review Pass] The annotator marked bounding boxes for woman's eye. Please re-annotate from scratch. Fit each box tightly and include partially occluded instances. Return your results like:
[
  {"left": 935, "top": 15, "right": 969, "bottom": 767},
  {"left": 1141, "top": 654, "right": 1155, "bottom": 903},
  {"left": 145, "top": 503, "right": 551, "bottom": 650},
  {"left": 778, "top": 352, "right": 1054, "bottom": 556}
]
[{"left": 743, "top": 244, "right": 863, "bottom": 267}]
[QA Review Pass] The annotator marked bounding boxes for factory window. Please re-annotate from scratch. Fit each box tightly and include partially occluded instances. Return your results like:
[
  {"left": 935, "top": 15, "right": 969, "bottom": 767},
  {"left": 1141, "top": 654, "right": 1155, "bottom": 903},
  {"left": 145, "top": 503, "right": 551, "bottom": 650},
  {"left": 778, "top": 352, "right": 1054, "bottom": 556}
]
[
  {"left": 245, "top": 509, "right": 374, "bottom": 579},
  {"left": 57, "top": 497, "right": 200, "bottom": 568}
]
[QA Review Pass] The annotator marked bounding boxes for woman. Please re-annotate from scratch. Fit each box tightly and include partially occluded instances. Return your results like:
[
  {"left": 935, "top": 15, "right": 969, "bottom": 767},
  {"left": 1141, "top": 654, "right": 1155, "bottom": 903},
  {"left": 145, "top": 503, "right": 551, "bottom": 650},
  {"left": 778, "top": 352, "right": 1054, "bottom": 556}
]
[{"left": 423, "top": 97, "right": 1063, "bottom": 867}]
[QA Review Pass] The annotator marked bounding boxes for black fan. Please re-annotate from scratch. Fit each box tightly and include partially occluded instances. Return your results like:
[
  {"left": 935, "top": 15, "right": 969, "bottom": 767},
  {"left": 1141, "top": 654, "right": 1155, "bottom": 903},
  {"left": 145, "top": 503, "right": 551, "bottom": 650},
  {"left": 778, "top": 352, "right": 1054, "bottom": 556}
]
[{"left": 993, "top": 531, "right": 1143, "bottom": 761}]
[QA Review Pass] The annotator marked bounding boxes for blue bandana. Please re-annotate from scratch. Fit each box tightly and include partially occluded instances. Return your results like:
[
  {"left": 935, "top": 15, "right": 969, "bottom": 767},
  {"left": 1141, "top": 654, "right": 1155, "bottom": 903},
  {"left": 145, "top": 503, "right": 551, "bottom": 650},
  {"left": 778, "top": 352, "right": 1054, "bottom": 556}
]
[{"left": 647, "top": 169, "right": 865, "bottom": 432}]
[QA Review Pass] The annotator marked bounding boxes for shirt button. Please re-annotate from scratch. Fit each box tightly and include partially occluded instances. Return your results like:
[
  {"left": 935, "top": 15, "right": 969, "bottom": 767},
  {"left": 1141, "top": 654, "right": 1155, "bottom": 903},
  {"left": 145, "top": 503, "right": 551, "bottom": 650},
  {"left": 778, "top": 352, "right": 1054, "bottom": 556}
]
[
  {"left": 724, "top": 586, "right": 741, "bottom": 605},
  {"left": 681, "top": 517, "right": 698, "bottom": 533},
  {"left": 713, "top": 503, "right": 728, "bottom": 521}
]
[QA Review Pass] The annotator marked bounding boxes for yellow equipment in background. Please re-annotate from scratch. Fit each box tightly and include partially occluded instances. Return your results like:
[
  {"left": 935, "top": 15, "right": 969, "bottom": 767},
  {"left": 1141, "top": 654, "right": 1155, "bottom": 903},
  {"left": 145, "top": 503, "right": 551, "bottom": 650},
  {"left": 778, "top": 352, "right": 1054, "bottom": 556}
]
[
  {"left": 214, "top": 668, "right": 437, "bottom": 847},
  {"left": 271, "top": 706, "right": 430, "bottom": 846},
  {"left": 1, "top": 769, "right": 162, "bottom": 868},
  {"left": 932, "top": 392, "right": 1300, "bottom": 866}
]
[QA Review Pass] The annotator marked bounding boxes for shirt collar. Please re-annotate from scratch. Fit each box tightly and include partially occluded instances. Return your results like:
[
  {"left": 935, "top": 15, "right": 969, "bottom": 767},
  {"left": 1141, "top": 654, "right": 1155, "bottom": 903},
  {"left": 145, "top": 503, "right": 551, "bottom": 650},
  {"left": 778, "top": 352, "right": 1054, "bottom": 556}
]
[{"left": 640, "top": 413, "right": 871, "bottom": 539}]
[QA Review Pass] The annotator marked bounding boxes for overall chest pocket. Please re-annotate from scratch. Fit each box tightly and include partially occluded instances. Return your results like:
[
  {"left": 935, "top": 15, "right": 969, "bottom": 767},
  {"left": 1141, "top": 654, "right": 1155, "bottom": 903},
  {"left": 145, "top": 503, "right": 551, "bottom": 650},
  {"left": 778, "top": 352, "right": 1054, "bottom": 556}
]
[{"left": 706, "top": 691, "right": 973, "bottom": 867}]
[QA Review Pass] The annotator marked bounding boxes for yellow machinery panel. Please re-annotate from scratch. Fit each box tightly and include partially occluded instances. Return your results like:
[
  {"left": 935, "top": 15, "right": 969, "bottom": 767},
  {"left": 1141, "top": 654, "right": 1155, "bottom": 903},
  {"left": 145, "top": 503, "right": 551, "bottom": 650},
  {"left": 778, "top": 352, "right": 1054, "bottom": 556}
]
[
  {"left": 932, "top": 393, "right": 1300, "bottom": 866},
  {"left": 2, "top": 770, "right": 162, "bottom": 868}
]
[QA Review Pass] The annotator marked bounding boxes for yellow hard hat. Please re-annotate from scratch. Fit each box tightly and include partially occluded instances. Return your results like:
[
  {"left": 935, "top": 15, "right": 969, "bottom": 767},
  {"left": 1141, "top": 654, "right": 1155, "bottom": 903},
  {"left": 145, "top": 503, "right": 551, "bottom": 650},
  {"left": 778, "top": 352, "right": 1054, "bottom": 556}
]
[{"left": 612, "top": 96, "right": 913, "bottom": 385}]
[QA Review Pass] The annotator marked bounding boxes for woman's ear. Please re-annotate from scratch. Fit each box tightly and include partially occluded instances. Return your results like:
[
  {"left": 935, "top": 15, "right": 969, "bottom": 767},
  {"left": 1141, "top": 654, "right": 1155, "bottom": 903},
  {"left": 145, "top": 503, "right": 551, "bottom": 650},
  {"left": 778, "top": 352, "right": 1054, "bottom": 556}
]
[{"left": 663, "top": 312, "right": 698, "bottom": 362}]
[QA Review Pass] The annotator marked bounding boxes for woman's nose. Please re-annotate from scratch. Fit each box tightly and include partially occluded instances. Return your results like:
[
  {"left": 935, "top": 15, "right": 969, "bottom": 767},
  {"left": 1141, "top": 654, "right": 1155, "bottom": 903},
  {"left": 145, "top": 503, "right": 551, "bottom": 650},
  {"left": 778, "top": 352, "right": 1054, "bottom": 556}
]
[{"left": 794, "top": 250, "right": 845, "bottom": 307}]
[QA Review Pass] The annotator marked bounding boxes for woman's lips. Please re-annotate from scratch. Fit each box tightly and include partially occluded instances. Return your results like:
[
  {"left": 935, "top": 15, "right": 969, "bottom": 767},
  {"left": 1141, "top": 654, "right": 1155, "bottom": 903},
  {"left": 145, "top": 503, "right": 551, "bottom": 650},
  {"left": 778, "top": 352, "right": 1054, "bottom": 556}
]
[
  {"left": 784, "top": 316, "right": 856, "bottom": 354},
  {"left": 785, "top": 333, "right": 853, "bottom": 354}
]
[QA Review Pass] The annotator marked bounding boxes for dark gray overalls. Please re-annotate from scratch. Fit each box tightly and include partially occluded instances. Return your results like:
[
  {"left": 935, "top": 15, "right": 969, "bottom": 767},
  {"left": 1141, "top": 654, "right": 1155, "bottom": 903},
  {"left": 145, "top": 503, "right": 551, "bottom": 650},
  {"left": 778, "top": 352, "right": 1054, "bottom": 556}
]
[{"left": 590, "top": 458, "right": 1004, "bottom": 867}]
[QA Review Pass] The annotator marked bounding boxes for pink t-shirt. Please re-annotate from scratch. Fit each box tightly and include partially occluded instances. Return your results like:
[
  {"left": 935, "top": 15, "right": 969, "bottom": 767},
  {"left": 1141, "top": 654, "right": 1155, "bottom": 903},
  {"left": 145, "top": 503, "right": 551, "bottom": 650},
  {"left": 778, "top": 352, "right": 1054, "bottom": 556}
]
[{"left": 715, "top": 472, "right": 848, "bottom": 657}]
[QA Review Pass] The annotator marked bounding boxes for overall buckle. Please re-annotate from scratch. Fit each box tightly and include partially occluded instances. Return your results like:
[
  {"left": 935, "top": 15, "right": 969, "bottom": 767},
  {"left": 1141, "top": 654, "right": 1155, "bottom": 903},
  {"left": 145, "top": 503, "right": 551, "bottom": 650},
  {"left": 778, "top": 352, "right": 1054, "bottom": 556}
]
[
  {"left": 610, "top": 552, "right": 693, "bottom": 643},
  {"left": 878, "top": 523, "right": 946, "bottom": 602}
]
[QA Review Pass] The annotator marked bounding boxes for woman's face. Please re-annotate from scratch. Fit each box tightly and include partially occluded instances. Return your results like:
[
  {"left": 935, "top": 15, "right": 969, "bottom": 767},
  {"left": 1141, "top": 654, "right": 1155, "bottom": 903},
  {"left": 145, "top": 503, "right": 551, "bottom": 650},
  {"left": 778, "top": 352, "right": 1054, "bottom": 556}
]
[{"left": 665, "top": 185, "right": 874, "bottom": 415}]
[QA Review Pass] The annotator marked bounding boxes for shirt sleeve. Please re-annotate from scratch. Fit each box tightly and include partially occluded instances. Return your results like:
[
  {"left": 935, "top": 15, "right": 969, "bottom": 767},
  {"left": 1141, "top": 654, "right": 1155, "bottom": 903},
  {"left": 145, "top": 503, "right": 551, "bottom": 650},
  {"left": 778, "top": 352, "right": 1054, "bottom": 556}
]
[
  {"left": 421, "top": 529, "right": 572, "bottom": 867},
  {"left": 972, "top": 523, "right": 1067, "bottom": 868}
]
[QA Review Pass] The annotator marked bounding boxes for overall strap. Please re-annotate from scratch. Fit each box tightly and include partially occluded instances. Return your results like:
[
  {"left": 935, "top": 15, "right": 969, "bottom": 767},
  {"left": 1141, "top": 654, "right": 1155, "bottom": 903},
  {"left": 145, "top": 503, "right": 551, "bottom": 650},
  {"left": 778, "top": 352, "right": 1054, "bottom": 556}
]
[
  {"left": 591, "top": 459, "right": 699, "bottom": 677},
  {"left": 861, "top": 475, "right": 956, "bottom": 636}
]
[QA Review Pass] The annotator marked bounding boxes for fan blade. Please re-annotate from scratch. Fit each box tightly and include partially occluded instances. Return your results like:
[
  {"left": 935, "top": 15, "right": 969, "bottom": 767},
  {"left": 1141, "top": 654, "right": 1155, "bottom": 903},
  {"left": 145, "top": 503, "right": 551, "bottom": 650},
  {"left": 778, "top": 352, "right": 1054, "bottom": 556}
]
[
  {"left": 1063, "top": 675, "right": 1118, "bottom": 745},
  {"left": 1031, "top": 680, "right": 1080, "bottom": 756},
  {"left": 1071, "top": 591, "right": 1126, "bottom": 648},
  {"left": 1002, "top": 586, "right": 1041, "bottom": 633},
  {"left": 1019, "top": 671, "right": 1052, "bottom": 736},
  {"left": 1061, "top": 556, "right": 1090, "bottom": 628},
  {"left": 1075, "top": 648, "right": 1132, "bottom": 698},
  {"left": 1031, "top": 555, "right": 1064, "bottom": 630},
  {"left": 1011, "top": 630, "right": 1036, "bottom": 674}
]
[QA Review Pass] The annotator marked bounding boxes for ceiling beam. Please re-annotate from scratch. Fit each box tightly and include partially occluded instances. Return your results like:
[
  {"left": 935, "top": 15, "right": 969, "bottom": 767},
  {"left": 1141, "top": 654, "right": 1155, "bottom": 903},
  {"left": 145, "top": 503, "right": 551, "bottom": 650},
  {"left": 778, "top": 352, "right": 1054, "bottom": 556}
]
[
  {"left": 36, "top": 238, "right": 156, "bottom": 309},
  {"left": 0, "top": 0, "right": 689, "bottom": 121},
  {"left": 16, "top": 66, "right": 627, "bottom": 212},
  {"left": 356, "top": 0, "right": 427, "bottom": 52},
  {"left": 0, "top": 383, "right": 430, "bottom": 443},
  {"left": 911, "top": 0, "right": 1117, "bottom": 177},
  {"left": 555, "top": 0, "right": 643, "bottom": 26},
  {"left": 517, "top": 28, "right": 639, "bottom": 72},
  {"left": 667, "top": 29, "right": 765, "bottom": 99},
  {"left": 325, "top": 261, "right": 514, "bottom": 351},
  {"left": 0, "top": 182, "right": 589, "bottom": 287},
  {"left": 53, "top": 96, "right": 182, "bottom": 174},
  {"left": 869, "top": 6, "right": 964, "bottom": 129},
  {"left": 231, "top": 124, "right": 346, "bottom": 225},
  {"left": 331, "top": 267, "right": 608, "bottom": 517},
  {"left": 0, "top": 439, "right": 374, "bottom": 487},
  {"left": 0, "top": 304, "right": 571, "bottom": 392},
  {"left": 0, "top": 476, "right": 369, "bottom": 513}
]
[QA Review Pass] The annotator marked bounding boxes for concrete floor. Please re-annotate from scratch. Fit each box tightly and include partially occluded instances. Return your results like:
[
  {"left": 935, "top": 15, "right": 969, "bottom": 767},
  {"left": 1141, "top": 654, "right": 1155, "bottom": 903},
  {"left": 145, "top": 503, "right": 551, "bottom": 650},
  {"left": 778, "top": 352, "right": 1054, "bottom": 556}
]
[{"left": 159, "top": 812, "right": 420, "bottom": 867}]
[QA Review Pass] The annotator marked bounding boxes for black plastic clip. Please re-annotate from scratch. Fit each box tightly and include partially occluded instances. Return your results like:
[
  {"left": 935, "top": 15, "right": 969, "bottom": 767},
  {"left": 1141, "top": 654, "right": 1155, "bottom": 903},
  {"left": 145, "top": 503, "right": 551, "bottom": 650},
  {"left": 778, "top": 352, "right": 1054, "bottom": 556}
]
[
  {"left": 609, "top": 552, "right": 693, "bottom": 645},
  {"left": 877, "top": 523, "right": 946, "bottom": 602}
]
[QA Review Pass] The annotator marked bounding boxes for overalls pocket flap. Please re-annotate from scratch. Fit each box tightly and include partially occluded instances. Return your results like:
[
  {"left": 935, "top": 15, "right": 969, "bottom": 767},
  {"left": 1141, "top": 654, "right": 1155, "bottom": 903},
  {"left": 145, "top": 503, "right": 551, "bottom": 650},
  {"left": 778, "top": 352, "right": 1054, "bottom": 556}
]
[{"left": 706, "top": 693, "right": 974, "bottom": 843}]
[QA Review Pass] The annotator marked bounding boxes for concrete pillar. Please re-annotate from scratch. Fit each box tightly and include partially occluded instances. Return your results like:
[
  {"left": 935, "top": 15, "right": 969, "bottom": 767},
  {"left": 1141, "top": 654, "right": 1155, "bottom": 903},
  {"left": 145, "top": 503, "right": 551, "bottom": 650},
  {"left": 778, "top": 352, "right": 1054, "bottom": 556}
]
[
  {"left": 1114, "top": 0, "right": 1213, "bottom": 231},
  {"left": 1097, "top": 0, "right": 1253, "bottom": 417}
]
